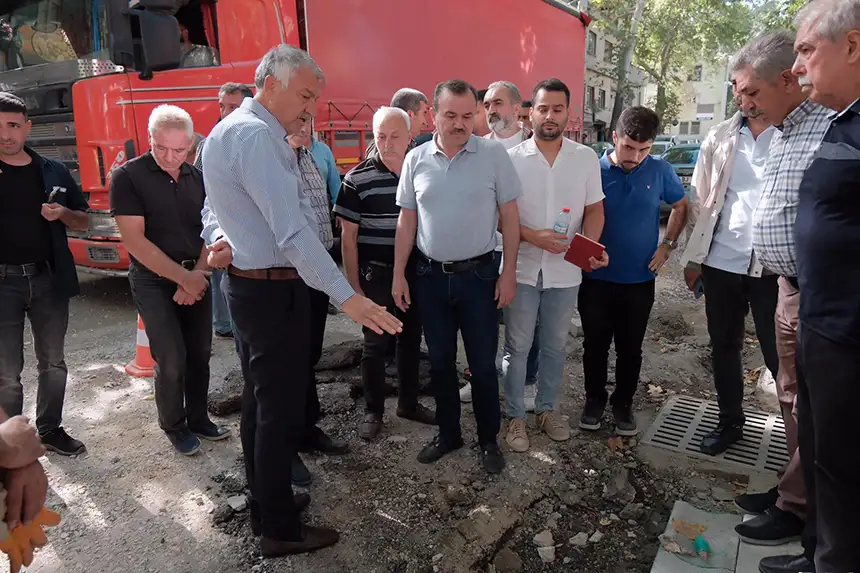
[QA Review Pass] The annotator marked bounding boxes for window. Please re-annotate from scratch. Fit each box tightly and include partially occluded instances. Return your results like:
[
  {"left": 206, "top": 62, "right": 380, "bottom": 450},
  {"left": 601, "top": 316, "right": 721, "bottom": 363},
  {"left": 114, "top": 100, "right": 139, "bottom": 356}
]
[
  {"left": 679, "top": 122, "right": 689, "bottom": 135},
  {"left": 587, "top": 31, "right": 597, "bottom": 56},
  {"left": 598, "top": 89, "right": 606, "bottom": 110},
  {"left": 696, "top": 103, "right": 715, "bottom": 114},
  {"left": 688, "top": 65, "right": 703, "bottom": 82},
  {"left": 587, "top": 86, "right": 595, "bottom": 110},
  {"left": 691, "top": 121, "right": 701, "bottom": 135},
  {"left": 604, "top": 40, "right": 614, "bottom": 63}
]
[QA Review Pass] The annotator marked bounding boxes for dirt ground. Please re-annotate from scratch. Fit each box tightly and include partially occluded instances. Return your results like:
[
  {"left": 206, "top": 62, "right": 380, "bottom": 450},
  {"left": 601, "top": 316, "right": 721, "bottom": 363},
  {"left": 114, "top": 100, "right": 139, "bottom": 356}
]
[{"left": 9, "top": 245, "right": 779, "bottom": 573}]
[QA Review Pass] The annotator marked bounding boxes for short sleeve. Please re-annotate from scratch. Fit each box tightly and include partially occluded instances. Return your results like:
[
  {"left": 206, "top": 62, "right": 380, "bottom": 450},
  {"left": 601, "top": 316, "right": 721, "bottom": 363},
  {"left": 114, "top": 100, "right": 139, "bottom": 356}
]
[
  {"left": 109, "top": 167, "right": 145, "bottom": 217},
  {"left": 332, "top": 176, "right": 362, "bottom": 224},
  {"left": 660, "top": 161, "right": 686, "bottom": 205},
  {"left": 62, "top": 167, "right": 90, "bottom": 212},
  {"left": 491, "top": 142, "right": 523, "bottom": 205},
  {"left": 396, "top": 153, "right": 418, "bottom": 210}
]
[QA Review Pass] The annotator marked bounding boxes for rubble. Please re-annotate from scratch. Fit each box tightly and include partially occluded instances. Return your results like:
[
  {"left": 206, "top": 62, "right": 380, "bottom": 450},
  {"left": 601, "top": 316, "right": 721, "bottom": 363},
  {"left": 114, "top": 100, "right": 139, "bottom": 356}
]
[
  {"left": 537, "top": 546, "right": 556, "bottom": 564},
  {"left": 532, "top": 529, "right": 554, "bottom": 548}
]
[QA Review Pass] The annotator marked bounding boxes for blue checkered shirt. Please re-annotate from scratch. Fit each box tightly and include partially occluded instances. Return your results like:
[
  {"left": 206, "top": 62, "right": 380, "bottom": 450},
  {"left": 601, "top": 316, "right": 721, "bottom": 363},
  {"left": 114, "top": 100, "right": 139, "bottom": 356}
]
[
  {"left": 752, "top": 100, "right": 833, "bottom": 278},
  {"left": 201, "top": 98, "right": 354, "bottom": 304}
]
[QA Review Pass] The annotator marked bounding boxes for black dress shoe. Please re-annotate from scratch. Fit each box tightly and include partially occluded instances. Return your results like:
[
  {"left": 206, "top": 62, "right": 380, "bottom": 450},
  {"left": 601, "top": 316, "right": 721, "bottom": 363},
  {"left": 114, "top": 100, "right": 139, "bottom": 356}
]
[
  {"left": 699, "top": 423, "right": 743, "bottom": 455},
  {"left": 250, "top": 493, "right": 311, "bottom": 536},
  {"left": 40, "top": 427, "right": 86, "bottom": 456},
  {"left": 292, "top": 455, "right": 312, "bottom": 487},
  {"left": 417, "top": 434, "right": 464, "bottom": 464},
  {"left": 736, "top": 506, "right": 804, "bottom": 546},
  {"left": 758, "top": 554, "right": 815, "bottom": 573},
  {"left": 735, "top": 486, "right": 779, "bottom": 514},
  {"left": 260, "top": 525, "right": 340, "bottom": 557},
  {"left": 481, "top": 442, "right": 505, "bottom": 475},
  {"left": 396, "top": 403, "right": 436, "bottom": 425},
  {"left": 300, "top": 427, "right": 350, "bottom": 455}
]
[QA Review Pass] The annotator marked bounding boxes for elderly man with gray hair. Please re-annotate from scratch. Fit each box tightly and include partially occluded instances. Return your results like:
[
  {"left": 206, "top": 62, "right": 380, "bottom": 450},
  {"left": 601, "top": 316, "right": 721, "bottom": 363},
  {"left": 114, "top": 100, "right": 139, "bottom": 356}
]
[
  {"left": 365, "top": 87, "right": 430, "bottom": 157},
  {"left": 202, "top": 45, "right": 402, "bottom": 557},
  {"left": 761, "top": 2, "right": 860, "bottom": 572},
  {"left": 335, "top": 106, "right": 436, "bottom": 441}
]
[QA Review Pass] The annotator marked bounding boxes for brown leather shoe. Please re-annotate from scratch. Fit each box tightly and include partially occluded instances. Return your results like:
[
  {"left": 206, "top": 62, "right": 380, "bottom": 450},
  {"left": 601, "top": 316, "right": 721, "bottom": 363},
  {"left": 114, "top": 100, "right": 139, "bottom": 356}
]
[
  {"left": 396, "top": 403, "right": 436, "bottom": 425},
  {"left": 260, "top": 525, "right": 340, "bottom": 557},
  {"left": 250, "top": 493, "right": 311, "bottom": 536}
]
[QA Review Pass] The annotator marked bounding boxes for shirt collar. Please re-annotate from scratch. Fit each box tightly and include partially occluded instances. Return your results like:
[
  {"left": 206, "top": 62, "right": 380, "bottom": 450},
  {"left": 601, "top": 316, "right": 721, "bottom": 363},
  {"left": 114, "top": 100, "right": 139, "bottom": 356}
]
[
  {"left": 600, "top": 150, "right": 650, "bottom": 173},
  {"left": 832, "top": 97, "right": 860, "bottom": 121},
  {"left": 430, "top": 133, "right": 478, "bottom": 155},
  {"left": 241, "top": 97, "right": 288, "bottom": 141},
  {"left": 143, "top": 150, "right": 192, "bottom": 176},
  {"left": 521, "top": 137, "right": 576, "bottom": 157},
  {"left": 780, "top": 99, "right": 821, "bottom": 131}
]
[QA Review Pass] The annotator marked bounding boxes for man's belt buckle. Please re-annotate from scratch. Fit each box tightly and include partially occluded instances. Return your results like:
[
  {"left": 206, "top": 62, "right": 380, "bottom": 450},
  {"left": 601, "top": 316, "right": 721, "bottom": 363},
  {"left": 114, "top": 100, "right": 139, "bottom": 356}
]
[{"left": 441, "top": 261, "right": 456, "bottom": 274}]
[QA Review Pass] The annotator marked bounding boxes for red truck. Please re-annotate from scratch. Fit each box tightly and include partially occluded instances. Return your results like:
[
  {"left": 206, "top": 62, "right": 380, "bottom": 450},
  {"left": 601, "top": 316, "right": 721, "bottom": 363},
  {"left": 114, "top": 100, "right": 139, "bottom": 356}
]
[{"left": 1, "top": 0, "right": 589, "bottom": 275}]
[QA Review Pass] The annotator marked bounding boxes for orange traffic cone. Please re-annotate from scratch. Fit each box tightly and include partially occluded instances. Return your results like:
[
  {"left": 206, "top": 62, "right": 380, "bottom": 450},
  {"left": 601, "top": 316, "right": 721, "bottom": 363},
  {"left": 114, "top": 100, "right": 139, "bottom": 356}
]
[{"left": 125, "top": 315, "right": 155, "bottom": 377}]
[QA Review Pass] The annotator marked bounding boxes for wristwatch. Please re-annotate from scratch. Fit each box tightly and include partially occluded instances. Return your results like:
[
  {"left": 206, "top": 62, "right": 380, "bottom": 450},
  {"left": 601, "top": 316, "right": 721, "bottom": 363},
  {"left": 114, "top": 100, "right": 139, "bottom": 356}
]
[{"left": 661, "top": 237, "right": 678, "bottom": 250}]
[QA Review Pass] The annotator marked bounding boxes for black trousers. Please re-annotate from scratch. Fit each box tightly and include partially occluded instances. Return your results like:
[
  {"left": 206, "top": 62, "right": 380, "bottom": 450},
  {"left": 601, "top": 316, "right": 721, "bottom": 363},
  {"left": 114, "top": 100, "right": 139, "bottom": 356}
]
[
  {"left": 358, "top": 262, "right": 421, "bottom": 417},
  {"left": 129, "top": 264, "right": 212, "bottom": 433},
  {"left": 227, "top": 274, "right": 310, "bottom": 541},
  {"left": 300, "top": 287, "right": 329, "bottom": 442},
  {"left": 579, "top": 277, "right": 655, "bottom": 409},
  {"left": 797, "top": 326, "right": 860, "bottom": 572},
  {"left": 701, "top": 265, "right": 779, "bottom": 426}
]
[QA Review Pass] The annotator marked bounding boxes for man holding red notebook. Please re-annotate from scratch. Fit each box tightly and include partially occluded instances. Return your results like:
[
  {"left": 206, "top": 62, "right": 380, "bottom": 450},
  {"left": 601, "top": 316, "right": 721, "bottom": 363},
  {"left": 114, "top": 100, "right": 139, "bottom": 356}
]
[
  {"left": 578, "top": 106, "right": 689, "bottom": 437},
  {"left": 502, "top": 79, "right": 607, "bottom": 453}
]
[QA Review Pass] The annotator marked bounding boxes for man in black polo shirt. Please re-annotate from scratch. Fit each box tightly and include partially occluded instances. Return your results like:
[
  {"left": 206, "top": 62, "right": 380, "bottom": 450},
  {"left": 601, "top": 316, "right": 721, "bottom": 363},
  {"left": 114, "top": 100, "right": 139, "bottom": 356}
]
[
  {"left": 758, "top": 4, "right": 860, "bottom": 573},
  {"left": 335, "top": 107, "right": 435, "bottom": 440},
  {"left": 111, "top": 104, "right": 229, "bottom": 456},
  {"left": 0, "top": 92, "right": 88, "bottom": 456}
]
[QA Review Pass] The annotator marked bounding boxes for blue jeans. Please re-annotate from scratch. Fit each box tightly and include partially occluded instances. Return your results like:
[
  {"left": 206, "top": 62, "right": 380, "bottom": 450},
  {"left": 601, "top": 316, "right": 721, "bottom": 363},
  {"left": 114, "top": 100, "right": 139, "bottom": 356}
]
[
  {"left": 211, "top": 270, "right": 233, "bottom": 335},
  {"left": 413, "top": 255, "right": 501, "bottom": 447},
  {"left": 493, "top": 250, "right": 539, "bottom": 384},
  {"left": 502, "top": 275, "right": 579, "bottom": 419}
]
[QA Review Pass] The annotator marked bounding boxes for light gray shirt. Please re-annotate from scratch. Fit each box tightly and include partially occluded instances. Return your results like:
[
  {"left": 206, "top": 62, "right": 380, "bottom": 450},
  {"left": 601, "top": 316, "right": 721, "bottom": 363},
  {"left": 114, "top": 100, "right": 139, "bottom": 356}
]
[
  {"left": 201, "top": 98, "right": 354, "bottom": 305},
  {"left": 396, "top": 134, "right": 522, "bottom": 262}
]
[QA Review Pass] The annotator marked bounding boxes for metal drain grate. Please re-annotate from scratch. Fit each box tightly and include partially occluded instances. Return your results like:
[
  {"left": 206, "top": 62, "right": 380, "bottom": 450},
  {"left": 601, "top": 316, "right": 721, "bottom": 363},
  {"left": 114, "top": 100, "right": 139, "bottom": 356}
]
[{"left": 641, "top": 396, "right": 790, "bottom": 473}]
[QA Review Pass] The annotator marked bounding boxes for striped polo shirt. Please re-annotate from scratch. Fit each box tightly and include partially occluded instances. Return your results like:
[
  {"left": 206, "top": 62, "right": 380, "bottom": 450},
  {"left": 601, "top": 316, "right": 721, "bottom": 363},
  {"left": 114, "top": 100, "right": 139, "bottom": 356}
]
[{"left": 333, "top": 156, "right": 399, "bottom": 264}]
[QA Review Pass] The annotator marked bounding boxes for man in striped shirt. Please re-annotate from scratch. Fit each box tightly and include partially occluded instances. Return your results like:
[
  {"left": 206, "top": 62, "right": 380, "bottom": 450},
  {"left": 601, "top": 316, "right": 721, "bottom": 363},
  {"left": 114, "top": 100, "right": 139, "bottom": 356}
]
[
  {"left": 201, "top": 45, "right": 401, "bottom": 557},
  {"left": 334, "top": 107, "right": 436, "bottom": 440}
]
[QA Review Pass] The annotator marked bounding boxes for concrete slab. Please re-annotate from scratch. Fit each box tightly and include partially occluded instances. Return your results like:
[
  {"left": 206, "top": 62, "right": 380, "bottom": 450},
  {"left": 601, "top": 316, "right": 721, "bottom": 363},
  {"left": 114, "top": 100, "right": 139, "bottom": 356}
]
[{"left": 651, "top": 501, "right": 742, "bottom": 573}]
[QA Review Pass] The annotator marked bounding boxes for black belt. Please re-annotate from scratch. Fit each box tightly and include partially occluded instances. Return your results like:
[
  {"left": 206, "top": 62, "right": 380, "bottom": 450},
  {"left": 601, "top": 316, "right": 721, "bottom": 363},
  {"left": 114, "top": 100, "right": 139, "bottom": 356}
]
[
  {"left": 366, "top": 260, "right": 395, "bottom": 268},
  {"left": 423, "top": 251, "right": 494, "bottom": 274},
  {"left": 0, "top": 261, "right": 51, "bottom": 277},
  {"left": 784, "top": 276, "right": 799, "bottom": 289}
]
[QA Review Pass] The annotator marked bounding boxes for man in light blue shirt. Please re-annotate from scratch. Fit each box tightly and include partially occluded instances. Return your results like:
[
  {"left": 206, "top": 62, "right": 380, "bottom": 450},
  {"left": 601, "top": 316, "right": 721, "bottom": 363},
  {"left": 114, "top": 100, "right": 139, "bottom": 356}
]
[
  {"left": 308, "top": 133, "right": 341, "bottom": 203},
  {"left": 201, "top": 45, "right": 400, "bottom": 558}
]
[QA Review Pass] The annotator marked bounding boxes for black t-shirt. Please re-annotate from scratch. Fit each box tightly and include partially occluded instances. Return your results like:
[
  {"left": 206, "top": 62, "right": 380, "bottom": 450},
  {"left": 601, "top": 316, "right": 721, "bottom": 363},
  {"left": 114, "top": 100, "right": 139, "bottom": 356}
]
[
  {"left": 333, "top": 157, "right": 400, "bottom": 264},
  {"left": 109, "top": 152, "right": 205, "bottom": 264},
  {"left": 796, "top": 99, "right": 860, "bottom": 345},
  {"left": 0, "top": 158, "right": 53, "bottom": 264}
]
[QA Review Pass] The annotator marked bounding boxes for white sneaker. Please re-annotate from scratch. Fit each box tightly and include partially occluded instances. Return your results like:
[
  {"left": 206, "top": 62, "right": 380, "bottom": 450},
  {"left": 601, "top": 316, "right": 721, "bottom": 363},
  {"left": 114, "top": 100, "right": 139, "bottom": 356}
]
[
  {"left": 459, "top": 383, "right": 473, "bottom": 403},
  {"left": 524, "top": 384, "right": 537, "bottom": 413}
]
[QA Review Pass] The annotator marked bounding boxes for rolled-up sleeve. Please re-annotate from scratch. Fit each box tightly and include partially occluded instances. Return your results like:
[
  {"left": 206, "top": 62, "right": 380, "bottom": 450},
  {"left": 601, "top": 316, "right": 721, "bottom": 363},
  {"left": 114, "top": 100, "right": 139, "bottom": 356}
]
[
  {"left": 237, "top": 130, "right": 354, "bottom": 304},
  {"left": 200, "top": 195, "right": 224, "bottom": 245}
]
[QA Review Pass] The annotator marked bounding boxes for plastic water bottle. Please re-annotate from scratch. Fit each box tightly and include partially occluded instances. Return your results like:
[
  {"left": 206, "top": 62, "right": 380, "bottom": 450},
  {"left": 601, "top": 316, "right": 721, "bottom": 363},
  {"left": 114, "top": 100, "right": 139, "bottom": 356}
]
[{"left": 553, "top": 207, "right": 572, "bottom": 235}]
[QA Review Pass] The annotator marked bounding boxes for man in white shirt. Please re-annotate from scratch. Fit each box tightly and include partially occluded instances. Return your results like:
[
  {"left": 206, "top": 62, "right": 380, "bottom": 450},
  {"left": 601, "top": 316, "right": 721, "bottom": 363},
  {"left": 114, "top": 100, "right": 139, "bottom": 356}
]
[{"left": 503, "top": 79, "right": 607, "bottom": 452}]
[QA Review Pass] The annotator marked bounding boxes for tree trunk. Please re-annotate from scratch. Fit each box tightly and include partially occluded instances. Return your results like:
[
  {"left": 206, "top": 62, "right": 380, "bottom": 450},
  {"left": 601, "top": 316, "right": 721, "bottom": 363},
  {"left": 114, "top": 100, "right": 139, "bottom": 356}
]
[
  {"left": 608, "top": 0, "right": 647, "bottom": 132},
  {"left": 655, "top": 82, "right": 667, "bottom": 124}
]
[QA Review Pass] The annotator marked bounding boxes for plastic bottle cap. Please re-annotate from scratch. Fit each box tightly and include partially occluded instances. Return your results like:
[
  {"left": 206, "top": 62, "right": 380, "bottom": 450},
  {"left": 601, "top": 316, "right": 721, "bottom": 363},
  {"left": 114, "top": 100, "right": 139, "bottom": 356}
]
[{"left": 562, "top": 207, "right": 570, "bottom": 213}]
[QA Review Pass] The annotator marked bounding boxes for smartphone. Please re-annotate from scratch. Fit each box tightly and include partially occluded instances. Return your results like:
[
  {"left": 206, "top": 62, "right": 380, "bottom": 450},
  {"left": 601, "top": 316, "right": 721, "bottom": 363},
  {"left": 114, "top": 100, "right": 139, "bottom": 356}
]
[
  {"left": 47, "top": 189, "right": 58, "bottom": 203},
  {"left": 694, "top": 276, "right": 705, "bottom": 299}
]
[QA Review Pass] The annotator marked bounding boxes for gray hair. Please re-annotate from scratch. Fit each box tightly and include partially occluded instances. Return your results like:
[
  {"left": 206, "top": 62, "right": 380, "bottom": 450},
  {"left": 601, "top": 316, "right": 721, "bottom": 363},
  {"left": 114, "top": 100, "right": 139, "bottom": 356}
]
[
  {"left": 254, "top": 45, "right": 325, "bottom": 91},
  {"left": 486, "top": 81, "right": 523, "bottom": 104},
  {"left": 730, "top": 30, "right": 797, "bottom": 83},
  {"left": 390, "top": 88, "right": 428, "bottom": 114},
  {"left": 219, "top": 82, "right": 254, "bottom": 99},
  {"left": 373, "top": 106, "right": 411, "bottom": 134},
  {"left": 147, "top": 104, "right": 193, "bottom": 139},
  {"left": 795, "top": 0, "right": 860, "bottom": 42}
]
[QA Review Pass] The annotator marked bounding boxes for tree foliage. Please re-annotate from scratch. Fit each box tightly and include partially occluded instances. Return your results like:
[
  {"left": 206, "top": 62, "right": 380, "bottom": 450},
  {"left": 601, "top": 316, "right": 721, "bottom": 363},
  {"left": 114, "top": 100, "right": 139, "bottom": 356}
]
[
  {"left": 750, "top": 0, "right": 807, "bottom": 33},
  {"left": 590, "top": 0, "right": 753, "bottom": 126}
]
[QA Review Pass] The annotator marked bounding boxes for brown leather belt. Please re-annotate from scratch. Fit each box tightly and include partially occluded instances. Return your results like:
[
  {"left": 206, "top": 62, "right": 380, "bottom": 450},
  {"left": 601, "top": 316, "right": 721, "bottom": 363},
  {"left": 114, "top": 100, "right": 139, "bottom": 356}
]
[{"left": 228, "top": 265, "right": 300, "bottom": 280}]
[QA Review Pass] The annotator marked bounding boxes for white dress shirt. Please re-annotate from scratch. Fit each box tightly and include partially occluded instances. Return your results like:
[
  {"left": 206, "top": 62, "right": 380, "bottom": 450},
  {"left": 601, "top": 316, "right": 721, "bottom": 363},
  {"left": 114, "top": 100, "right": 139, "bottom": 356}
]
[{"left": 508, "top": 137, "right": 604, "bottom": 288}]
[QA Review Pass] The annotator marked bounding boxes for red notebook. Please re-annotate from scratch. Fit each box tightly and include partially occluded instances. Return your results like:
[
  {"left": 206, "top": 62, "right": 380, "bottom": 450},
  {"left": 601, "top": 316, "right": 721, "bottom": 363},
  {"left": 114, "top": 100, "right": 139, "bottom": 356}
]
[{"left": 564, "top": 233, "right": 605, "bottom": 272}]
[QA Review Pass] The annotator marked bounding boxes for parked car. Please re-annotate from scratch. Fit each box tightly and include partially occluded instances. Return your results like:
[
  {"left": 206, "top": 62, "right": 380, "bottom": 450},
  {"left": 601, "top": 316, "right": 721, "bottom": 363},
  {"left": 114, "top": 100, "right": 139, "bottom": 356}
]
[
  {"left": 586, "top": 141, "right": 614, "bottom": 156},
  {"left": 649, "top": 141, "right": 672, "bottom": 156},
  {"left": 659, "top": 143, "right": 700, "bottom": 216}
]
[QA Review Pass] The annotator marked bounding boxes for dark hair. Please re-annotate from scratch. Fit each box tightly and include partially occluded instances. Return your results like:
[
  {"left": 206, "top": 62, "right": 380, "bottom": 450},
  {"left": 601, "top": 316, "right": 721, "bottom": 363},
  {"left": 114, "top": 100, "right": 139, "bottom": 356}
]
[
  {"left": 432, "top": 79, "right": 478, "bottom": 111},
  {"left": 0, "top": 92, "right": 27, "bottom": 117},
  {"left": 521, "top": 100, "right": 532, "bottom": 109},
  {"left": 476, "top": 88, "right": 488, "bottom": 103},
  {"left": 219, "top": 82, "right": 254, "bottom": 99},
  {"left": 615, "top": 106, "right": 660, "bottom": 142},
  {"left": 390, "top": 88, "right": 429, "bottom": 114},
  {"left": 531, "top": 78, "right": 570, "bottom": 106}
]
